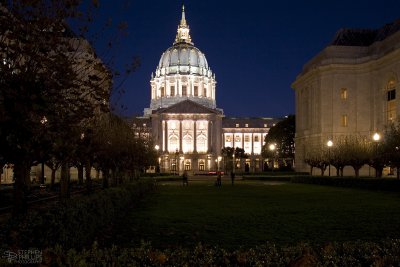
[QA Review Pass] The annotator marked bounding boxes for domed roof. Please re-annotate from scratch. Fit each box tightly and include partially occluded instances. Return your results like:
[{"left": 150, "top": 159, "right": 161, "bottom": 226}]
[{"left": 158, "top": 43, "right": 209, "bottom": 74}]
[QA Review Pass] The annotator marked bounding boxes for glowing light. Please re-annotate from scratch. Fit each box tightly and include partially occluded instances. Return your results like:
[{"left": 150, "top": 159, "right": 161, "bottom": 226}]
[
  {"left": 373, "top": 133, "right": 381, "bottom": 141},
  {"left": 327, "top": 140, "right": 333, "bottom": 147},
  {"left": 269, "top": 144, "right": 276, "bottom": 151}
]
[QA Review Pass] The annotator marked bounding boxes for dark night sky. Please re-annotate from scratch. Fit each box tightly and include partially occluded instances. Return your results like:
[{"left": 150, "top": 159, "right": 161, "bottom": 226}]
[{"left": 91, "top": 0, "right": 400, "bottom": 118}]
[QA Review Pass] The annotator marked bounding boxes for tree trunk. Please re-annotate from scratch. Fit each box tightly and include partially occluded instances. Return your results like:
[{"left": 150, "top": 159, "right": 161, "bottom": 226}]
[
  {"left": 85, "top": 160, "right": 92, "bottom": 192},
  {"left": 60, "top": 163, "right": 70, "bottom": 199},
  {"left": 102, "top": 168, "right": 109, "bottom": 188},
  {"left": 310, "top": 166, "right": 313, "bottom": 175},
  {"left": 336, "top": 167, "right": 340, "bottom": 177},
  {"left": 50, "top": 168, "right": 56, "bottom": 190},
  {"left": 0, "top": 167, "right": 2, "bottom": 186},
  {"left": 77, "top": 164, "right": 84, "bottom": 185},
  {"left": 354, "top": 167, "right": 360, "bottom": 178},
  {"left": 13, "top": 161, "right": 29, "bottom": 215},
  {"left": 397, "top": 167, "right": 399, "bottom": 180}
]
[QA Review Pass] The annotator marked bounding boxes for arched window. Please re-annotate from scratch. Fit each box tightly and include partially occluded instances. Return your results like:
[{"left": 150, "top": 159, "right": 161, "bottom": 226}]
[
  {"left": 168, "top": 135, "right": 179, "bottom": 153},
  {"left": 182, "top": 134, "right": 193, "bottom": 153},
  {"left": 197, "top": 134, "right": 207, "bottom": 153}
]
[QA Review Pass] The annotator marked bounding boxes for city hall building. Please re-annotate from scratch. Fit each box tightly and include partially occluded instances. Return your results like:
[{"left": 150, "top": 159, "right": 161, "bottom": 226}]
[
  {"left": 292, "top": 19, "right": 400, "bottom": 173},
  {"left": 135, "top": 6, "right": 279, "bottom": 174}
]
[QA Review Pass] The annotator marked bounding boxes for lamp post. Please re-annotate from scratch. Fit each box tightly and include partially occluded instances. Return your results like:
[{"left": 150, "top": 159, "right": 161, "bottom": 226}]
[
  {"left": 40, "top": 116, "right": 48, "bottom": 186},
  {"left": 154, "top": 145, "right": 160, "bottom": 173},
  {"left": 232, "top": 154, "right": 235, "bottom": 174},
  {"left": 373, "top": 132, "right": 381, "bottom": 177},
  {"left": 269, "top": 144, "right": 276, "bottom": 171},
  {"left": 175, "top": 149, "right": 179, "bottom": 176},
  {"left": 327, "top": 140, "right": 333, "bottom": 176},
  {"left": 217, "top": 156, "right": 222, "bottom": 172}
]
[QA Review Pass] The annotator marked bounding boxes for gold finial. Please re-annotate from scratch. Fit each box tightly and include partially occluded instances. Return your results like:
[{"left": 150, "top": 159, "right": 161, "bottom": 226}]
[{"left": 174, "top": 4, "right": 193, "bottom": 44}]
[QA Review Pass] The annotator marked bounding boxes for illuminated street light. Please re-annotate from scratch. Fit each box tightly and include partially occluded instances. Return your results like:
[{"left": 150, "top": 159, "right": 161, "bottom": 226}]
[
  {"left": 327, "top": 140, "right": 333, "bottom": 176},
  {"left": 217, "top": 156, "right": 222, "bottom": 171},
  {"left": 373, "top": 132, "right": 381, "bottom": 177},
  {"left": 269, "top": 144, "right": 276, "bottom": 170},
  {"left": 154, "top": 145, "right": 160, "bottom": 173}
]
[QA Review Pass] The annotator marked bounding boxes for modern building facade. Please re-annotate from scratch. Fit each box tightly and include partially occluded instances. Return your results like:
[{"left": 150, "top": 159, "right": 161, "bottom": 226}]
[
  {"left": 139, "top": 5, "right": 280, "bottom": 174},
  {"left": 292, "top": 19, "right": 400, "bottom": 173}
]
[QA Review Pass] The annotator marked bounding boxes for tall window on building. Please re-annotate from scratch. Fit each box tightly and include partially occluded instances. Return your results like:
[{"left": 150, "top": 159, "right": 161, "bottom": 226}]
[
  {"left": 182, "top": 134, "right": 193, "bottom": 153},
  {"left": 341, "top": 115, "right": 348, "bottom": 127},
  {"left": 387, "top": 80, "right": 397, "bottom": 122},
  {"left": 161, "top": 87, "right": 165, "bottom": 97},
  {"left": 203, "top": 88, "right": 207, "bottom": 97},
  {"left": 340, "top": 88, "right": 348, "bottom": 100},
  {"left": 182, "top": 85, "right": 187, "bottom": 96},
  {"left": 194, "top": 86, "right": 198, "bottom": 96},
  {"left": 169, "top": 135, "right": 179, "bottom": 152},
  {"left": 170, "top": 86, "right": 175, "bottom": 96}
]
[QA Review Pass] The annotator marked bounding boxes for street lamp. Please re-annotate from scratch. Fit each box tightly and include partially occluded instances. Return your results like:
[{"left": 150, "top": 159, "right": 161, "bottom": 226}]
[
  {"left": 175, "top": 149, "right": 179, "bottom": 176},
  {"left": 373, "top": 132, "right": 381, "bottom": 177},
  {"left": 154, "top": 145, "right": 160, "bottom": 173},
  {"left": 327, "top": 140, "right": 333, "bottom": 176},
  {"left": 40, "top": 116, "right": 47, "bottom": 186},
  {"left": 232, "top": 153, "right": 235, "bottom": 174},
  {"left": 269, "top": 144, "right": 276, "bottom": 170},
  {"left": 217, "top": 156, "right": 222, "bottom": 172}
]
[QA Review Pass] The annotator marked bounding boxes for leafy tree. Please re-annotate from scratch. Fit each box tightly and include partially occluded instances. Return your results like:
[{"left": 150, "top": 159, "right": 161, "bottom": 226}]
[
  {"left": 262, "top": 115, "right": 295, "bottom": 168},
  {"left": 0, "top": 1, "right": 112, "bottom": 213},
  {"left": 382, "top": 123, "right": 400, "bottom": 179}
]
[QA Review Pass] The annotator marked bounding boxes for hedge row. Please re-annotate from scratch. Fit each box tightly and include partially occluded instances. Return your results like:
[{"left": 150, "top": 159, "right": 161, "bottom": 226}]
[
  {"left": 16, "top": 239, "right": 400, "bottom": 266},
  {"left": 291, "top": 176, "right": 400, "bottom": 191},
  {"left": 0, "top": 180, "right": 156, "bottom": 250},
  {"left": 242, "top": 176, "right": 292, "bottom": 182}
]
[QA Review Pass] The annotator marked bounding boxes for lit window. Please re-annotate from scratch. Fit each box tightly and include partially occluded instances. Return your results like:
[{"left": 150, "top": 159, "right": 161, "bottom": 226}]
[
  {"left": 245, "top": 124, "right": 248, "bottom": 128},
  {"left": 341, "top": 115, "right": 348, "bottom": 127},
  {"left": 194, "top": 86, "right": 198, "bottom": 96},
  {"left": 264, "top": 124, "right": 268, "bottom": 128},
  {"left": 244, "top": 136, "right": 250, "bottom": 142},
  {"left": 225, "top": 136, "right": 231, "bottom": 142},
  {"left": 143, "top": 123, "right": 146, "bottom": 127},
  {"left": 170, "top": 86, "right": 175, "bottom": 96},
  {"left": 182, "top": 86, "right": 187, "bottom": 96},
  {"left": 254, "top": 136, "right": 259, "bottom": 142},
  {"left": 340, "top": 88, "right": 348, "bottom": 100},
  {"left": 235, "top": 135, "right": 241, "bottom": 142},
  {"left": 235, "top": 124, "right": 239, "bottom": 128}
]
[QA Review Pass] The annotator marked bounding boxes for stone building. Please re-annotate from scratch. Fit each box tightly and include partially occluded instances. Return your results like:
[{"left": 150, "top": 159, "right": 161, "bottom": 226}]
[
  {"left": 140, "top": 5, "right": 280, "bottom": 174},
  {"left": 292, "top": 19, "right": 400, "bottom": 173}
]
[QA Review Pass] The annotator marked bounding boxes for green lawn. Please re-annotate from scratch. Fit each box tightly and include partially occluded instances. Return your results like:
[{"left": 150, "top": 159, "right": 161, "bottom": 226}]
[{"left": 110, "top": 180, "right": 400, "bottom": 249}]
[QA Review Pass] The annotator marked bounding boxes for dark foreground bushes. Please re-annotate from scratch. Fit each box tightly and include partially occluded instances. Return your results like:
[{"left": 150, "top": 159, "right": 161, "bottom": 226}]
[
  {"left": 291, "top": 176, "right": 400, "bottom": 191},
  {"left": 8, "top": 239, "right": 399, "bottom": 266},
  {"left": 0, "top": 180, "right": 156, "bottom": 250}
]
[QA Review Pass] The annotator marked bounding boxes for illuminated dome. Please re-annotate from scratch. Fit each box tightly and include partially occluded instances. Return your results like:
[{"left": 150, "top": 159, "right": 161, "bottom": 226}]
[
  {"left": 157, "top": 44, "right": 209, "bottom": 75},
  {"left": 144, "top": 5, "right": 217, "bottom": 116}
]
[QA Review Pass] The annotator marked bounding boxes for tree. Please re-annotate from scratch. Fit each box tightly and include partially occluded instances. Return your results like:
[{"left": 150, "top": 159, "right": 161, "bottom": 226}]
[
  {"left": 262, "top": 115, "right": 295, "bottom": 169},
  {"left": 381, "top": 123, "right": 400, "bottom": 179},
  {"left": 0, "top": 1, "right": 111, "bottom": 213}
]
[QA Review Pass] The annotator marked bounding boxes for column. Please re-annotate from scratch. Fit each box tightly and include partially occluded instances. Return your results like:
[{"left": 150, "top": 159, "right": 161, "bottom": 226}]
[
  {"left": 251, "top": 133, "right": 254, "bottom": 155},
  {"left": 179, "top": 120, "right": 183, "bottom": 152},
  {"left": 193, "top": 120, "right": 197, "bottom": 153},
  {"left": 164, "top": 120, "right": 168, "bottom": 152}
]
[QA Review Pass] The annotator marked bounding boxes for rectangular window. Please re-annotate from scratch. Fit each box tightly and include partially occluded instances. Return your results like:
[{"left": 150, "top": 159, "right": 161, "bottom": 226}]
[
  {"left": 235, "top": 124, "right": 239, "bottom": 128},
  {"left": 341, "top": 115, "right": 348, "bottom": 127},
  {"left": 264, "top": 124, "right": 268, "bottom": 128},
  {"left": 254, "top": 136, "right": 259, "bottom": 142},
  {"left": 387, "top": 89, "right": 396, "bottom": 101},
  {"left": 182, "top": 86, "right": 187, "bottom": 96},
  {"left": 340, "top": 88, "right": 348, "bottom": 99},
  {"left": 244, "top": 136, "right": 250, "bottom": 142},
  {"left": 245, "top": 124, "right": 249, "bottom": 128},
  {"left": 225, "top": 135, "right": 231, "bottom": 142},
  {"left": 203, "top": 88, "right": 207, "bottom": 97},
  {"left": 161, "top": 87, "right": 165, "bottom": 97},
  {"left": 235, "top": 135, "right": 241, "bottom": 142},
  {"left": 194, "top": 86, "right": 198, "bottom": 96},
  {"left": 170, "top": 86, "right": 175, "bottom": 96}
]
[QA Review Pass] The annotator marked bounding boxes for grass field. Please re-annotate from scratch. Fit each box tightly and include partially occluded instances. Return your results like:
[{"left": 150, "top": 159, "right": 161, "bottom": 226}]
[{"left": 109, "top": 180, "right": 400, "bottom": 249}]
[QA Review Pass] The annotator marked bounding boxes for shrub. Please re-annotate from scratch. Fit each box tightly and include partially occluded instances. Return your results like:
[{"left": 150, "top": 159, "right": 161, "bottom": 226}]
[
  {"left": 1, "top": 180, "right": 156, "bottom": 249},
  {"left": 41, "top": 239, "right": 400, "bottom": 266},
  {"left": 291, "top": 176, "right": 400, "bottom": 191}
]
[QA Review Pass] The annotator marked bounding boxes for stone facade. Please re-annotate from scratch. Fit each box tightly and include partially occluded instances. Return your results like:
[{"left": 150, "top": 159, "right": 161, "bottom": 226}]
[{"left": 292, "top": 19, "right": 400, "bottom": 173}]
